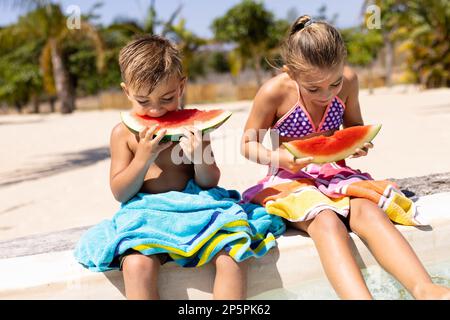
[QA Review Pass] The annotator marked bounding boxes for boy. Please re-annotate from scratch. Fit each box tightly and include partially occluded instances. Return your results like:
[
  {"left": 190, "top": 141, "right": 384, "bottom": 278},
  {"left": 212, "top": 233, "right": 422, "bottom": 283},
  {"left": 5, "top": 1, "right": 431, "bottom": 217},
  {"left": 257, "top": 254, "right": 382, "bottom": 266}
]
[{"left": 110, "top": 35, "right": 247, "bottom": 300}]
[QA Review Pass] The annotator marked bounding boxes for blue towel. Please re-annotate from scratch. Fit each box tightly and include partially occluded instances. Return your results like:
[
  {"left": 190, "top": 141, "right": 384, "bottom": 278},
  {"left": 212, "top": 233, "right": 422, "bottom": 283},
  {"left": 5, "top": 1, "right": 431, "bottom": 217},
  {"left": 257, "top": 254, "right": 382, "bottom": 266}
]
[{"left": 74, "top": 179, "right": 285, "bottom": 272}]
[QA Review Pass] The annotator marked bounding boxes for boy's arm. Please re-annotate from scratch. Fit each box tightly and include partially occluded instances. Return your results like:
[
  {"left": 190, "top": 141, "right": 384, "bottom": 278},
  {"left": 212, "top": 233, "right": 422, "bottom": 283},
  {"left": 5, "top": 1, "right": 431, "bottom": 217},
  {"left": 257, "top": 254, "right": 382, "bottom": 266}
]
[
  {"left": 109, "top": 123, "right": 170, "bottom": 202},
  {"left": 179, "top": 128, "right": 220, "bottom": 189},
  {"left": 193, "top": 139, "right": 221, "bottom": 189},
  {"left": 109, "top": 124, "right": 151, "bottom": 202}
]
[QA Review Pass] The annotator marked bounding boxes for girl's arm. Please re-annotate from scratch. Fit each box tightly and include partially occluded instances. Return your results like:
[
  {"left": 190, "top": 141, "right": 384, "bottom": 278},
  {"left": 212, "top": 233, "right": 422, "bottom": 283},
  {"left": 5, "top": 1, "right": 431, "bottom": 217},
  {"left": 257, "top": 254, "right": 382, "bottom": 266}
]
[
  {"left": 342, "top": 68, "right": 364, "bottom": 128},
  {"left": 341, "top": 68, "right": 373, "bottom": 158},
  {"left": 241, "top": 83, "right": 280, "bottom": 166}
]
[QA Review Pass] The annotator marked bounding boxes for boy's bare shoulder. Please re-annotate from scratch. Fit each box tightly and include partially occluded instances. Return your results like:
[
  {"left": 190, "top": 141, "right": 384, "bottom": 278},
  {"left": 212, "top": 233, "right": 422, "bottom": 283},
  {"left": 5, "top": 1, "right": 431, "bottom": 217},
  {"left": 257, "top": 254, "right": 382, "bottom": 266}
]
[{"left": 110, "top": 122, "right": 135, "bottom": 147}]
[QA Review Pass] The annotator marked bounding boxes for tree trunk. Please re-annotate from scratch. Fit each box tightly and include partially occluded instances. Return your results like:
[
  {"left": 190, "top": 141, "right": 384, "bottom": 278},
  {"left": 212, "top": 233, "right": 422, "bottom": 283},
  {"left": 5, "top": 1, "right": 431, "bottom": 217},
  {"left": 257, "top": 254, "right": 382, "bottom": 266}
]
[
  {"left": 32, "top": 95, "right": 40, "bottom": 114},
  {"left": 253, "top": 54, "right": 263, "bottom": 87},
  {"left": 15, "top": 102, "right": 23, "bottom": 114},
  {"left": 368, "top": 64, "right": 374, "bottom": 95},
  {"left": 384, "top": 34, "right": 394, "bottom": 87},
  {"left": 49, "top": 96, "right": 56, "bottom": 113},
  {"left": 49, "top": 38, "right": 75, "bottom": 114},
  {"left": 229, "top": 74, "right": 237, "bottom": 85}
]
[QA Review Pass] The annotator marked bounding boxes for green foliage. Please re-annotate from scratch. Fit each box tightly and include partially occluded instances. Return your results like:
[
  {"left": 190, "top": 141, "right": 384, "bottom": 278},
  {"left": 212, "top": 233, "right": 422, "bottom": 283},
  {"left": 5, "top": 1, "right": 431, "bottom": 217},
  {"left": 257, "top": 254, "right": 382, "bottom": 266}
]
[
  {"left": 341, "top": 28, "right": 383, "bottom": 67},
  {"left": 364, "top": 0, "right": 450, "bottom": 88},
  {"left": 3, "top": 0, "right": 447, "bottom": 113},
  {"left": 208, "top": 51, "right": 230, "bottom": 74},
  {"left": 0, "top": 1, "right": 106, "bottom": 112},
  {"left": 0, "top": 38, "right": 44, "bottom": 109},
  {"left": 166, "top": 18, "right": 207, "bottom": 80},
  {"left": 62, "top": 30, "right": 122, "bottom": 96},
  {"left": 212, "top": 0, "right": 274, "bottom": 48},
  {"left": 211, "top": 0, "right": 288, "bottom": 84}
]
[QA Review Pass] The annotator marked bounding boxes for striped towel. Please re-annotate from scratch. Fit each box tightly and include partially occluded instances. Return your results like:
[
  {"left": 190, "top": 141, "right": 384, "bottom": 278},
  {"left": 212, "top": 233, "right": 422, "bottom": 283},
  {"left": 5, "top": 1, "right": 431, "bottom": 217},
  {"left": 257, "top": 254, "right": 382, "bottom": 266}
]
[
  {"left": 74, "top": 179, "right": 285, "bottom": 272},
  {"left": 244, "top": 161, "right": 424, "bottom": 226}
]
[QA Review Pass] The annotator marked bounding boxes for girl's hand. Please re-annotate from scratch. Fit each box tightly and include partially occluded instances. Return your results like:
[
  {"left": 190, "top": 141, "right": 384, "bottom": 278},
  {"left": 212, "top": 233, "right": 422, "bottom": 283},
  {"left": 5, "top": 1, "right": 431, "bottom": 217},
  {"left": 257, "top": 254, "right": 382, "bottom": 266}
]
[
  {"left": 179, "top": 126, "right": 204, "bottom": 164},
  {"left": 135, "top": 125, "right": 172, "bottom": 163},
  {"left": 348, "top": 142, "right": 373, "bottom": 159},
  {"left": 272, "top": 148, "right": 313, "bottom": 173}
]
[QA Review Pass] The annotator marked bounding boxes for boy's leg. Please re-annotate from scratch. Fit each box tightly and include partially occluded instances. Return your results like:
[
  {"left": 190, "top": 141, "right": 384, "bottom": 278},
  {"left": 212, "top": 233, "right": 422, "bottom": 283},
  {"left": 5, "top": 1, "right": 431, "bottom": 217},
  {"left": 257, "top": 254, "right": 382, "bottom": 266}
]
[
  {"left": 212, "top": 251, "right": 248, "bottom": 300},
  {"left": 121, "top": 252, "right": 161, "bottom": 300},
  {"left": 348, "top": 198, "right": 450, "bottom": 299},
  {"left": 290, "top": 209, "right": 373, "bottom": 299}
]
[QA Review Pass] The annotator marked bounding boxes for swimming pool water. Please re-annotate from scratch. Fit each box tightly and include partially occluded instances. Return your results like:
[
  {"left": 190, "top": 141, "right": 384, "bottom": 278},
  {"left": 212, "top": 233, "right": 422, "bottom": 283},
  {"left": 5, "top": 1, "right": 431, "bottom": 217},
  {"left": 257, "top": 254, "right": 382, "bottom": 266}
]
[{"left": 249, "top": 259, "right": 450, "bottom": 300}]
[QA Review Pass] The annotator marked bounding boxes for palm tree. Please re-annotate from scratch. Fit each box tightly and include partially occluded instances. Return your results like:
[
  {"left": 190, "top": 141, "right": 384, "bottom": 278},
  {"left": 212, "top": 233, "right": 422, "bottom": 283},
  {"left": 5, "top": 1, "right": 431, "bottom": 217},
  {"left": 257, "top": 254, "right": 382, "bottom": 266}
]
[
  {"left": 0, "top": 1, "right": 105, "bottom": 113},
  {"left": 107, "top": 0, "right": 182, "bottom": 38},
  {"left": 362, "top": 0, "right": 450, "bottom": 88},
  {"left": 166, "top": 18, "right": 206, "bottom": 76}
]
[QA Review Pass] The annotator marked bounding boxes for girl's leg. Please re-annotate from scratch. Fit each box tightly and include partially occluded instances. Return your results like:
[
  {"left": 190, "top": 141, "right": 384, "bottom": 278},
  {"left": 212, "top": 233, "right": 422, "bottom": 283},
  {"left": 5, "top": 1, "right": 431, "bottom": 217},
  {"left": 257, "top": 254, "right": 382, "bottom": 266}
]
[
  {"left": 212, "top": 251, "right": 248, "bottom": 299},
  {"left": 122, "top": 253, "right": 161, "bottom": 300},
  {"left": 290, "top": 209, "right": 372, "bottom": 299},
  {"left": 348, "top": 198, "right": 450, "bottom": 299}
]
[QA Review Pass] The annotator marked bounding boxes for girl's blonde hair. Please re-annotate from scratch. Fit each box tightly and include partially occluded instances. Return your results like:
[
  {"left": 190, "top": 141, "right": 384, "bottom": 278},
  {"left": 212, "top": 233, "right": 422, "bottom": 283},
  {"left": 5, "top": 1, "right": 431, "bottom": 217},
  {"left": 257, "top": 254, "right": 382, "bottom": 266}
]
[{"left": 282, "top": 15, "right": 347, "bottom": 74}]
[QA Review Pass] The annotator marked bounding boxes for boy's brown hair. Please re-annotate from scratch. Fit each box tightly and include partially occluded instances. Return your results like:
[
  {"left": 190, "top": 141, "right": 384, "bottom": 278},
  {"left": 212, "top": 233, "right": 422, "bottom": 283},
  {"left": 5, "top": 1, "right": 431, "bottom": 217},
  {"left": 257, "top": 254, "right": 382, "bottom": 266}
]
[{"left": 119, "top": 34, "right": 183, "bottom": 95}]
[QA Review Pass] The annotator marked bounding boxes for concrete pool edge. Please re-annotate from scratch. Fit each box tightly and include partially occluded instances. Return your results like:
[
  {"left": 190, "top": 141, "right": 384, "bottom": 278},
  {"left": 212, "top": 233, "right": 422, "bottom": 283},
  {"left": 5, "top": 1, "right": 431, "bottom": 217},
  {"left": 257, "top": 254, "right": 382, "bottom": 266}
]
[{"left": 0, "top": 192, "right": 449, "bottom": 299}]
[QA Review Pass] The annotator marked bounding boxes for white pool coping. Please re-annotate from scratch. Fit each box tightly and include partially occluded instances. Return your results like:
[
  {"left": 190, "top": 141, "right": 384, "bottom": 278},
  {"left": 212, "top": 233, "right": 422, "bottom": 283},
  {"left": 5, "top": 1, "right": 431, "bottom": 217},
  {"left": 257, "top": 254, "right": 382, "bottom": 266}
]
[{"left": 1, "top": 192, "right": 449, "bottom": 300}]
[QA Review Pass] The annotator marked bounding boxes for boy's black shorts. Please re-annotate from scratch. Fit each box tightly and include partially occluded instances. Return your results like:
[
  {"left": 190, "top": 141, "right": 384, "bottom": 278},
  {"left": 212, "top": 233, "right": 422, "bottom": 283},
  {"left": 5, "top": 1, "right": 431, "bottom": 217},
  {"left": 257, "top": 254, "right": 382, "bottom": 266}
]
[{"left": 118, "top": 249, "right": 170, "bottom": 271}]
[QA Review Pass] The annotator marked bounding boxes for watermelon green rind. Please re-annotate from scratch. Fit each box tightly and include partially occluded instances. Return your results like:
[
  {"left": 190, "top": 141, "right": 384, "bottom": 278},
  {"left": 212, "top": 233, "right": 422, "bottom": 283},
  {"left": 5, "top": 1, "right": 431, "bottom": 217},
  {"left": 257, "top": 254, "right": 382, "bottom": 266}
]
[
  {"left": 283, "top": 124, "right": 382, "bottom": 164},
  {"left": 120, "top": 109, "right": 232, "bottom": 141},
  {"left": 120, "top": 112, "right": 143, "bottom": 134}
]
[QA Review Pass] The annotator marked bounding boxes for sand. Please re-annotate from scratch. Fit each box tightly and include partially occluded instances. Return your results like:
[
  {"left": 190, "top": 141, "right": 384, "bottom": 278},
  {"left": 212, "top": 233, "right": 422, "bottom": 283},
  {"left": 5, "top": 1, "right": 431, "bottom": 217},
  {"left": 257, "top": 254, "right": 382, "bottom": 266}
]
[{"left": 0, "top": 86, "right": 449, "bottom": 241}]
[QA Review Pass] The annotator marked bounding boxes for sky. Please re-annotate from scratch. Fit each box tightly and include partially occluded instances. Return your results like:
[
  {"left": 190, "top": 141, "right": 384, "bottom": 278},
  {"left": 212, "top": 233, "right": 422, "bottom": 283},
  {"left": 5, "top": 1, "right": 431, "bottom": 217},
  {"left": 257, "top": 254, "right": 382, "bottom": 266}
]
[{"left": 0, "top": 0, "right": 366, "bottom": 36}]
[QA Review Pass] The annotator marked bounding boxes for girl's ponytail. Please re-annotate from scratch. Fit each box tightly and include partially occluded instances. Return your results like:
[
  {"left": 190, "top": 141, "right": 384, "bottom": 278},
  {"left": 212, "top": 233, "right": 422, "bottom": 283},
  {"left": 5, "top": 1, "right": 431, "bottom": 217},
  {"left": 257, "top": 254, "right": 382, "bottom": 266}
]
[
  {"left": 283, "top": 15, "right": 347, "bottom": 74},
  {"left": 289, "top": 15, "right": 313, "bottom": 36}
]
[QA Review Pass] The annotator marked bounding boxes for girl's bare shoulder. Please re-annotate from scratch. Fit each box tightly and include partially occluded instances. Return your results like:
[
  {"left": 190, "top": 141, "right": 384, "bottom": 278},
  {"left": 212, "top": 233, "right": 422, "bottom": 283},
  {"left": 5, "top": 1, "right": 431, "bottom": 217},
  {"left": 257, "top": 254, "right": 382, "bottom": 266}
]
[
  {"left": 255, "top": 73, "right": 297, "bottom": 106},
  {"left": 338, "top": 66, "right": 359, "bottom": 101}
]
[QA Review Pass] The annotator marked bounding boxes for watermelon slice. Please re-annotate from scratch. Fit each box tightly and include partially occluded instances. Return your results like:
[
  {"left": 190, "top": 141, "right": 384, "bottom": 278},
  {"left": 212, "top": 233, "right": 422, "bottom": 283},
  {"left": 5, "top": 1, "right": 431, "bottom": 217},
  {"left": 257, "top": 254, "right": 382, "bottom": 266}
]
[
  {"left": 120, "top": 108, "right": 232, "bottom": 141},
  {"left": 283, "top": 124, "right": 382, "bottom": 164}
]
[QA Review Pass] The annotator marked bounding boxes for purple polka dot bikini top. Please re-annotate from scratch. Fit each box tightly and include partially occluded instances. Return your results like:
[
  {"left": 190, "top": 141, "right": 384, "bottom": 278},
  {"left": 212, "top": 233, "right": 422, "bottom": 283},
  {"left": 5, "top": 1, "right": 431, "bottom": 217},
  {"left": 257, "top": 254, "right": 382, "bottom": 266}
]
[{"left": 273, "top": 95, "right": 346, "bottom": 138}]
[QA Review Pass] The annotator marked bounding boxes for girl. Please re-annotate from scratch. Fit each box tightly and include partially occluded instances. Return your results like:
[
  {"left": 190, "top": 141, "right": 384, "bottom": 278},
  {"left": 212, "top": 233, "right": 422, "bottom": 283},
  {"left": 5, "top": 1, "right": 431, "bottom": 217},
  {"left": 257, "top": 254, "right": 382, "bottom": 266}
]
[{"left": 241, "top": 15, "right": 450, "bottom": 300}]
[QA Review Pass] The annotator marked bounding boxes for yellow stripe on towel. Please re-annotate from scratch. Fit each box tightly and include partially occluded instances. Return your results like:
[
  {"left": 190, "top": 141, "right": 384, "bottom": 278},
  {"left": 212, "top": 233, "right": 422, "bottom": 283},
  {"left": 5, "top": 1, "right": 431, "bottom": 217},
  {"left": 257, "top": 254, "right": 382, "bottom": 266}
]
[
  {"left": 265, "top": 186, "right": 350, "bottom": 222},
  {"left": 252, "top": 234, "right": 276, "bottom": 255},
  {"left": 132, "top": 220, "right": 250, "bottom": 257},
  {"left": 197, "top": 232, "right": 245, "bottom": 266},
  {"left": 228, "top": 237, "right": 248, "bottom": 259}
]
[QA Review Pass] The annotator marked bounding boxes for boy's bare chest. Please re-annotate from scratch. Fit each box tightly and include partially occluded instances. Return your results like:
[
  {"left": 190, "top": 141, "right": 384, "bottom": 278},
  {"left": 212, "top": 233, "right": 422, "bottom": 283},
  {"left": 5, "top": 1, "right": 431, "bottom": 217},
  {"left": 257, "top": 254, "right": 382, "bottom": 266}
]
[{"left": 128, "top": 137, "right": 194, "bottom": 193}]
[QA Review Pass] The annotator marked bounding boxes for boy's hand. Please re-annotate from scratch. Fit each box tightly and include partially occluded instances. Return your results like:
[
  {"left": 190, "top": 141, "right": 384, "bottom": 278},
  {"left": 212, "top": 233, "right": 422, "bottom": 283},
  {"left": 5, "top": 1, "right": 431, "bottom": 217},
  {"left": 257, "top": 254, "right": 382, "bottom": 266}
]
[
  {"left": 272, "top": 148, "right": 313, "bottom": 173},
  {"left": 179, "top": 126, "right": 204, "bottom": 164},
  {"left": 135, "top": 125, "right": 172, "bottom": 163},
  {"left": 348, "top": 142, "right": 373, "bottom": 159}
]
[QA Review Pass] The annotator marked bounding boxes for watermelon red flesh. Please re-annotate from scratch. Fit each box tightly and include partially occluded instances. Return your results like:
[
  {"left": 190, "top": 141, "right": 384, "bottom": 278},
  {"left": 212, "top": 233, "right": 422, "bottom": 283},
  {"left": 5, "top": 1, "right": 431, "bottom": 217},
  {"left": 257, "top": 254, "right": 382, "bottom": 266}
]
[
  {"left": 120, "top": 108, "right": 232, "bottom": 140},
  {"left": 283, "top": 124, "right": 382, "bottom": 164},
  {"left": 134, "top": 109, "right": 224, "bottom": 129}
]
